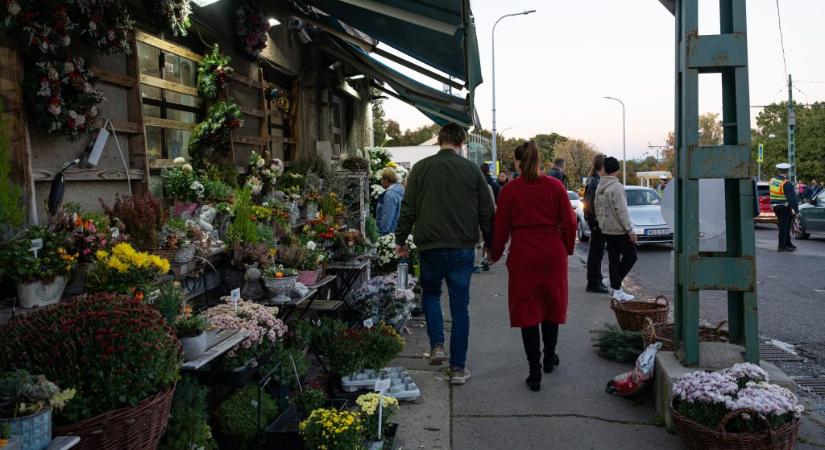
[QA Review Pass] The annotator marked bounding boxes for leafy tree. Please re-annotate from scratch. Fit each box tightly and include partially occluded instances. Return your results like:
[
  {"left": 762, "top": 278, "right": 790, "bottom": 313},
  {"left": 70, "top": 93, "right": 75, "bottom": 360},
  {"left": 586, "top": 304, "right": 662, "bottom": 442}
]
[
  {"left": 699, "top": 112, "right": 723, "bottom": 146},
  {"left": 752, "top": 102, "right": 825, "bottom": 182},
  {"left": 553, "top": 139, "right": 599, "bottom": 189},
  {"left": 371, "top": 93, "right": 387, "bottom": 145}
]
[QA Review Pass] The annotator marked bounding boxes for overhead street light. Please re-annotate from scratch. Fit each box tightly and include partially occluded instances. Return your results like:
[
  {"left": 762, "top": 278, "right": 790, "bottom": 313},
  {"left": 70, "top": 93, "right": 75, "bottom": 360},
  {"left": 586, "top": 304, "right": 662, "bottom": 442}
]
[
  {"left": 491, "top": 9, "right": 536, "bottom": 168},
  {"left": 604, "top": 96, "right": 627, "bottom": 185}
]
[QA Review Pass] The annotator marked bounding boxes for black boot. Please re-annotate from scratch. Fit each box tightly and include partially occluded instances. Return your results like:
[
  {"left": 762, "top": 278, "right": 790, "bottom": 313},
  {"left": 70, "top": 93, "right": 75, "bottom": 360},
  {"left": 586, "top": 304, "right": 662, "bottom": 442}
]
[
  {"left": 541, "top": 321, "right": 560, "bottom": 374},
  {"left": 521, "top": 326, "right": 542, "bottom": 392}
]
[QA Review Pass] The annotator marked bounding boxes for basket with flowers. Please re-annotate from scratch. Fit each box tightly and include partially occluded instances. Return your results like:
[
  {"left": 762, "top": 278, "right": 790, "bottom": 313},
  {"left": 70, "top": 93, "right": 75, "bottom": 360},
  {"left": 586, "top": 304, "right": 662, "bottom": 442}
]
[
  {"left": 85, "top": 242, "right": 170, "bottom": 296},
  {"left": 299, "top": 408, "right": 364, "bottom": 450}
]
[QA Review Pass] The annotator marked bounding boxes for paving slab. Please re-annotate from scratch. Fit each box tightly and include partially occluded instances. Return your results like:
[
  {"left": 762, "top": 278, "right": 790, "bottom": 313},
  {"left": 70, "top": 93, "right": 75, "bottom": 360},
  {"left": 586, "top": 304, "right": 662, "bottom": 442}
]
[
  {"left": 452, "top": 416, "right": 681, "bottom": 450},
  {"left": 392, "top": 368, "right": 451, "bottom": 450}
]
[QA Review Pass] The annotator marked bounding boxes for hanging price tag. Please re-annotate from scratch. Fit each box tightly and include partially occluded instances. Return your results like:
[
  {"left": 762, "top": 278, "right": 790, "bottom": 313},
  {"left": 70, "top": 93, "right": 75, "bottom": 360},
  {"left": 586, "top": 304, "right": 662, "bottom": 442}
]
[
  {"left": 29, "top": 238, "right": 43, "bottom": 258},
  {"left": 363, "top": 318, "right": 374, "bottom": 329},
  {"left": 230, "top": 288, "right": 241, "bottom": 311}
]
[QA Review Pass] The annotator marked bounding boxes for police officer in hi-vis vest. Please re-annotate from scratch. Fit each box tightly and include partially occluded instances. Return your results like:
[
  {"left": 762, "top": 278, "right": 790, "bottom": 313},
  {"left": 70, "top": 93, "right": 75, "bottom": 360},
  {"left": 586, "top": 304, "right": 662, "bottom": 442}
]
[{"left": 769, "top": 163, "right": 799, "bottom": 252}]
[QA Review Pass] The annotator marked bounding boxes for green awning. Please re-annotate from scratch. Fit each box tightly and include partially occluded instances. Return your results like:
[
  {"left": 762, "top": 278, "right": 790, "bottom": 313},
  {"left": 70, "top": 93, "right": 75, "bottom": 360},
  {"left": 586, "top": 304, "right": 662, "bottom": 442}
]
[
  {"left": 320, "top": 34, "right": 476, "bottom": 127},
  {"left": 293, "top": 0, "right": 482, "bottom": 91}
]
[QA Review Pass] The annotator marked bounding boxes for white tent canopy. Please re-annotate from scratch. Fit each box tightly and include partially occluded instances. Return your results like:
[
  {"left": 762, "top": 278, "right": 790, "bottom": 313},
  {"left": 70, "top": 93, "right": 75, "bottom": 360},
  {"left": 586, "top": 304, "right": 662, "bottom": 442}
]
[{"left": 636, "top": 171, "right": 673, "bottom": 187}]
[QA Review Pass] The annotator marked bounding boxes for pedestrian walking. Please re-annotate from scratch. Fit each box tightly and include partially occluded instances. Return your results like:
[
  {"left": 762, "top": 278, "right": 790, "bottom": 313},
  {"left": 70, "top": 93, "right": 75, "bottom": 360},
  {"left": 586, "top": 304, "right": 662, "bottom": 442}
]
[
  {"left": 584, "top": 154, "right": 609, "bottom": 293},
  {"left": 547, "top": 158, "right": 568, "bottom": 189},
  {"left": 770, "top": 163, "right": 799, "bottom": 252},
  {"left": 395, "top": 123, "right": 495, "bottom": 385},
  {"left": 376, "top": 167, "right": 405, "bottom": 235},
  {"left": 497, "top": 171, "right": 509, "bottom": 188},
  {"left": 490, "top": 141, "right": 577, "bottom": 392},
  {"left": 595, "top": 157, "right": 638, "bottom": 302},
  {"left": 481, "top": 163, "right": 501, "bottom": 202}
]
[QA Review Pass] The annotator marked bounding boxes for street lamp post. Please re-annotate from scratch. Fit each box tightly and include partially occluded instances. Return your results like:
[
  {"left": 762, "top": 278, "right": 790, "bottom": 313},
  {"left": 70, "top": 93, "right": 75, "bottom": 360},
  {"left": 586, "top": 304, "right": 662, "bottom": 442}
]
[
  {"left": 492, "top": 10, "right": 536, "bottom": 168},
  {"left": 604, "top": 96, "right": 627, "bottom": 185}
]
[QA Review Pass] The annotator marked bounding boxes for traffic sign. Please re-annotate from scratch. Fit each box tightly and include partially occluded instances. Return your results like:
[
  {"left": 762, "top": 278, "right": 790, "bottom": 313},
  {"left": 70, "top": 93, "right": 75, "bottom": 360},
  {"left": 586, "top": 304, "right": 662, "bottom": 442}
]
[{"left": 758, "top": 143, "right": 763, "bottom": 163}]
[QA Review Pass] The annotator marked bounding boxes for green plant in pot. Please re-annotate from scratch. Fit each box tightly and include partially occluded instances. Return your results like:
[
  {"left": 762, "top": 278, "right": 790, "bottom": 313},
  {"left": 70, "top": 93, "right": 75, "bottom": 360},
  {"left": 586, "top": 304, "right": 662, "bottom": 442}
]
[
  {"left": 0, "top": 370, "right": 76, "bottom": 450},
  {"left": 362, "top": 323, "right": 405, "bottom": 372},
  {"left": 216, "top": 385, "right": 278, "bottom": 450},
  {"left": 0, "top": 293, "right": 181, "bottom": 449},
  {"left": 0, "top": 226, "right": 77, "bottom": 309},
  {"left": 174, "top": 312, "right": 208, "bottom": 362},
  {"left": 357, "top": 392, "right": 399, "bottom": 448},
  {"left": 292, "top": 387, "right": 326, "bottom": 417}
]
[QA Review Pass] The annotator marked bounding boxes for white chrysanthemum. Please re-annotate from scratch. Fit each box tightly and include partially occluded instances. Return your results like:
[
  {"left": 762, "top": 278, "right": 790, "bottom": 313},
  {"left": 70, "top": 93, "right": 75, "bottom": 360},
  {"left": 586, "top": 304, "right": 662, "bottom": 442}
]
[{"left": 173, "top": 157, "right": 186, "bottom": 165}]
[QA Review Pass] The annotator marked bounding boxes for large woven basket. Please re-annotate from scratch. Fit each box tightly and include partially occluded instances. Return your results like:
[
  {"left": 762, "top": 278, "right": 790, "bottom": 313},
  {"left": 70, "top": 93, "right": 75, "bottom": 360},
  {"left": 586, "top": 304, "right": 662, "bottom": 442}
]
[
  {"left": 610, "top": 295, "right": 669, "bottom": 332},
  {"left": 642, "top": 317, "right": 729, "bottom": 351},
  {"left": 54, "top": 385, "right": 175, "bottom": 450},
  {"left": 669, "top": 404, "right": 800, "bottom": 450}
]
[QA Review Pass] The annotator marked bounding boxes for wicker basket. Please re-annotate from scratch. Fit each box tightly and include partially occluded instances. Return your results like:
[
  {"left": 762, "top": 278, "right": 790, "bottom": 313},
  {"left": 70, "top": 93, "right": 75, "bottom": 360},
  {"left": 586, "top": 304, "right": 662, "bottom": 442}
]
[
  {"left": 264, "top": 275, "right": 297, "bottom": 296},
  {"left": 642, "top": 317, "right": 729, "bottom": 351},
  {"left": 669, "top": 404, "right": 800, "bottom": 450},
  {"left": 54, "top": 385, "right": 175, "bottom": 450},
  {"left": 610, "top": 295, "right": 669, "bottom": 332}
]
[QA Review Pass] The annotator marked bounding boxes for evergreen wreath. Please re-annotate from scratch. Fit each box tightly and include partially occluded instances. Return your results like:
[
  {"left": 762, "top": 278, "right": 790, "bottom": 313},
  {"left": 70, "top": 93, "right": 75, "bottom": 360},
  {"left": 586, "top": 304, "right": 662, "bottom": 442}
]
[
  {"left": 188, "top": 101, "right": 243, "bottom": 169},
  {"left": 155, "top": 0, "right": 191, "bottom": 37},
  {"left": 197, "top": 44, "right": 234, "bottom": 100}
]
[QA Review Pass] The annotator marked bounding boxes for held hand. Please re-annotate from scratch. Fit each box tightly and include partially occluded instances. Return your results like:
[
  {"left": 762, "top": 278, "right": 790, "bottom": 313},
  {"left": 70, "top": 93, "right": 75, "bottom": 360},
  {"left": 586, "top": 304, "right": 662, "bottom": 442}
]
[
  {"left": 395, "top": 245, "right": 409, "bottom": 258},
  {"left": 483, "top": 247, "right": 492, "bottom": 261},
  {"left": 628, "top": 232, "right": 638, "bottom": 243}
]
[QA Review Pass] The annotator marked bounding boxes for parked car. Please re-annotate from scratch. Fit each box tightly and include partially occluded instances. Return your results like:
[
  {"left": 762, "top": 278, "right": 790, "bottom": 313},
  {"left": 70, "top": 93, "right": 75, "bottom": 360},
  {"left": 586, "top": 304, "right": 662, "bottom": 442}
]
[
  {"left": 755, "top": 181, "right": 777, "bottom": 224},
  {"left": 577, "top": 186, "right": 672, "bottom": 245},
  {"left": 568, "top": 191, "right": 589, "bottom": 242},
  {"left": 794, "top": 189, "right": 825, "bottom": 239}
]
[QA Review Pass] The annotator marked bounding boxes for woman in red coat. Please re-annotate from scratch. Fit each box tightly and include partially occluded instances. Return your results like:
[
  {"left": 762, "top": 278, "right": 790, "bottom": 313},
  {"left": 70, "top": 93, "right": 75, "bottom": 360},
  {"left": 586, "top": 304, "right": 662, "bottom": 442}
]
[{"left": 491, "top": 141, "right": 577, "bottom": 391}]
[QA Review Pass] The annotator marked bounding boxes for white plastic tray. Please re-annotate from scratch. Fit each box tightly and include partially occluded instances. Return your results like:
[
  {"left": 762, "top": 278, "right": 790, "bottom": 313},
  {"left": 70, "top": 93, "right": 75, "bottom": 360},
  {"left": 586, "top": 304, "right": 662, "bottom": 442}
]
[{"left": 340, "top": 367, "right": 421, "bottom": 401}]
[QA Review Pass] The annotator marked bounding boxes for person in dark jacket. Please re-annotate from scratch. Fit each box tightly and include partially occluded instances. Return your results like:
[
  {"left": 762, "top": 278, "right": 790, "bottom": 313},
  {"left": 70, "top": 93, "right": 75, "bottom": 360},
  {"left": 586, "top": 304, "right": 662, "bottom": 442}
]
[
  {"left": 769, "top": 163, "right": 798, "bottom": 252},
  {"left": 497, "top": 171, "right": 509, "bottom": 188},
  {"left": 583, "top": 154, "right": 609, "bottom": 293},
  {"left": 547, "top": 158, "right": 568, "bottom": 189},
  {"left": 481, "top": 163, "right": 501, "bottom": 201},
  {"left": 396, "top": 123, "right": 495, "bottom": 385}
]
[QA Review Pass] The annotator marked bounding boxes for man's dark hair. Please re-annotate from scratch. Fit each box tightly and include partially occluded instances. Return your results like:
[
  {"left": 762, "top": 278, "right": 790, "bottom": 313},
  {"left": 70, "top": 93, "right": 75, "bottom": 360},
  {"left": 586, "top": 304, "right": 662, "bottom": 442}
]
[
  {"left": 554, "top": 158, "right": 565, "bottom": 168},
  {"left": 604, "top": 157, "right": 620, "bottom": 175},
  {"left": 438, "top": 123, "right": 466, "bottom": 146},
  {"left": 480, "top": 163, "right": 490, "bottom": 175}
]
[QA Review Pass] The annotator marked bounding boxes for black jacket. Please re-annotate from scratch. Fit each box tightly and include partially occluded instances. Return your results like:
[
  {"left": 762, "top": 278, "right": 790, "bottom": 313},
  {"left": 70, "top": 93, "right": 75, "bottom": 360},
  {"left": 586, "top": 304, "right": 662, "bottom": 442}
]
[
  {"left": 485, "top": 175, "right": 501, "bottom": 201},
  {"left": 583, "top": 174, "right": 600, "bottom": 230},
  {"left": 548, "top": 167, "right": 567, "bottom": 189}
]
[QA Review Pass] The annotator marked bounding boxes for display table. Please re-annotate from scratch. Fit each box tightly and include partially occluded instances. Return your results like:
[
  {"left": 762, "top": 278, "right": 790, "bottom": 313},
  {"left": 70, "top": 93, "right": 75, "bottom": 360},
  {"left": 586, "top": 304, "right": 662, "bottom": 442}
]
[
  {"left": 325, "top": 258, "right": 370, "bottom": 299},
  {"left": 47, "top": 436, "right": 80, "bottom": 450},
  {"left": 182, "top": 330, "right": 252, "bottom": 371}
]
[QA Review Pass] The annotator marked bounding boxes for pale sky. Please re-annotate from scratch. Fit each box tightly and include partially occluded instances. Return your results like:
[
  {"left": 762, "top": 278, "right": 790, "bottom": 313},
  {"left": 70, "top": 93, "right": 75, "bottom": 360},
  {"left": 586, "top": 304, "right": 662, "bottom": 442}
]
[{"left": 380, "top": 0, "right": 825, "bottom": 160}]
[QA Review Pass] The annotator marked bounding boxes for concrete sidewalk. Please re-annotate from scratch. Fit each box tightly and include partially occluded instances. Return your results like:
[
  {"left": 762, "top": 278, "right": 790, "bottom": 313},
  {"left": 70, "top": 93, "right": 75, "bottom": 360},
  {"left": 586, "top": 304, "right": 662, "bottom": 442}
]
[{"left": 390, "top": 255, "right": 825, "bottom": 449}]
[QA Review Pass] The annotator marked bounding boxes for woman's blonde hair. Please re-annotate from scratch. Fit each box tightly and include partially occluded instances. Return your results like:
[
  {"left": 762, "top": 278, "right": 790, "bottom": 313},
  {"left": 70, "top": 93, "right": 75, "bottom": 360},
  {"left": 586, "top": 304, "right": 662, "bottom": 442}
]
[{"left": 380, "top": 167, "right": 398, "bottom": 184}]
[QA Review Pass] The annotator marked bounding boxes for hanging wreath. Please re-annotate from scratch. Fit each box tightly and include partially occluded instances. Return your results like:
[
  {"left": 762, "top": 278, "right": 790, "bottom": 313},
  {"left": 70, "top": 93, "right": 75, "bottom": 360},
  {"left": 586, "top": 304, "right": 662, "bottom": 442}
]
[
  {"left": 72, "top": 0, "right": 135, "bottom": 54},
  {"left": 197, "top": 44, "right": 234, "bottom": 100},
  {"left": 235, "top": 0, "right": 269, "bottom": 57},
  {"left": 155, "top": 0, "right": 191, "bottom": 37},
  {"left": 188, "top": 101, "right": 244, "bottom": 169},
  {"left": 25, "top": 56, "right": 105, "bottom": 139},
  {"left": 1, "top": 1, "right": 76, "bottom": 55}
]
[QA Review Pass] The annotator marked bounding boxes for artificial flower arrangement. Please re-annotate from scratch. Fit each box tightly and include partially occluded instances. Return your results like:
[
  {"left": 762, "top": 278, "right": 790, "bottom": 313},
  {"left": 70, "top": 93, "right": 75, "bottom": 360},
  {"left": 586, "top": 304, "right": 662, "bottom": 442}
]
[
  {"left": 26, "top": 56, "right": 105, "bottom": 139},
  {"left": 197, "top": 44, "right": 233, "bottom": 100},
  {"left": 357, "top": 392, "right": 399, "bottom": 443},
  {"left": 1, "top": 1, "right": 75, "bottom": 55},
  {"left": 299, "top": 408, "right": 364, "bottom": 450},
  {"left": 188, "top": 101, "right": 243, "bottom": 169},
  {"left": 0, "top": 370, "right": 76, "bottom": 419},
  {"left": 235, "top": 0, "right": 270, "bottom": 56},
  {"left": 267, "top": 87, "right": 290, "bottom": 114},
  {"left": 0, "top": 225, "right": 77, "bottom": 285},
  {"left": 346, "top": 275, "right": 417, "bottom": 329},
  {"left": 0, "top": 293, "right": 181, "bottom": 425},
  {"left": 85, "top": 242, "right": 170, "bottom": 295},
  {"left": 155, "top": 0, "right": 191, "bottom": 36},
  {"left": 50, "top": 207, "right": 120, "bottom": 263},
  {"left": 671, "top": 363, "right": 803, "bottom": 434},
  {"left": 201, "top": 297, "right": 287, "bottom": 369},
  {"left": 163, "top": 157, "right": 205, "bottom": 205}
]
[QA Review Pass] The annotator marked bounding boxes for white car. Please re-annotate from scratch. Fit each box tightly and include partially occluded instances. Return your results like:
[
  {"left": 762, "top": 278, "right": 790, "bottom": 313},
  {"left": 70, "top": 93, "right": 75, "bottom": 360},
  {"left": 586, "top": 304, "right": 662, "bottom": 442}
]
[
  {"left": 578, "top": 186, "right": 672, "bottom": 245},
  {"left": 568, "top": 191, "right": 589, "bottom": 242}
]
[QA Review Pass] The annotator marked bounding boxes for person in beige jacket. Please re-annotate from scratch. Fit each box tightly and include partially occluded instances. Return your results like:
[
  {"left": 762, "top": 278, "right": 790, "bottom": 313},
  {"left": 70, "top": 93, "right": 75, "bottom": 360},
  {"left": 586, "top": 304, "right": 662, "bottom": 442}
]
[{"left": 594, "top": 157, "right": 637, "bottom": 302}]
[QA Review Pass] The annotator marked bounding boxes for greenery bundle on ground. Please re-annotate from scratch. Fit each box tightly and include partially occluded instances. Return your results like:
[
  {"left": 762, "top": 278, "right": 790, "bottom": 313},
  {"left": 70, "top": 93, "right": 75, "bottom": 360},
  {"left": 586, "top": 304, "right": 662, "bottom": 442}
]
[
  {"left": 0, "top": 293, "right": 181, "bottom": 424},
  {"left": 592, "top": 325, "right": 645, "bottom": 363},
  {"left": 217, "top": 384, "right": 279, "bottom": 450},
  {"left": 159, "top": 377, "right": 215, "bottom": 450}
]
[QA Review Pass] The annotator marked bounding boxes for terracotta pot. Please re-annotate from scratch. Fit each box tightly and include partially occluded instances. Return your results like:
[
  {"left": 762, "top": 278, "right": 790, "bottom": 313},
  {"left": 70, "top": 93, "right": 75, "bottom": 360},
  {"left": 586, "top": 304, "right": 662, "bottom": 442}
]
[
  {"left": 297, "top": 269, "right": 321, "bottom": 286},
  {"left": 17, "top": 277, "right": 66, "bottom": 309}
]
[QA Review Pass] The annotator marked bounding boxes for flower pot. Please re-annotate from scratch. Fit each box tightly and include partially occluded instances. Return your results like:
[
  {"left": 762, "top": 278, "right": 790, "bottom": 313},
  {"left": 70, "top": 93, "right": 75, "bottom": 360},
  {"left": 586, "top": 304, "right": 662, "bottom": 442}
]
[
  {"left": 174, "top": 244, "right": 196, "bottom": 263},
  {"left": 304, "top": 203, "right": 318, "bottom": 220},
  {"left": 173, "top": 201, "right": 198, "bottom": 218},
  {"left": 180, "top": 331, "right": 208, "bottom": 361},
  {"left": 0, "top": 408, "right": 52, "bottom": 450},
  {"left": 64, "top": 262, "right": 91, "bottom": 297},
  {"left": 1, "top": 436, "right": 22, "bottom": 450},
  {"left": 17, "top": 277, "right": 66, "bottom": 309},
  {"left": 297, "top": 269, "right": 321, "bottom": 286},
  {"left": 264, "top": 276, "right": 297, "bottom": 296}
]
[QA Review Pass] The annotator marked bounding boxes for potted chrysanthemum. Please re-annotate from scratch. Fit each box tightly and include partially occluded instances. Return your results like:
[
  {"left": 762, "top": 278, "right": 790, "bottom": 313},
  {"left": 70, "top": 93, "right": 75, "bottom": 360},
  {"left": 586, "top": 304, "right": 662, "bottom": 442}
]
[{"left": 174, "top": 307, "right": 209, "bottom": 361}]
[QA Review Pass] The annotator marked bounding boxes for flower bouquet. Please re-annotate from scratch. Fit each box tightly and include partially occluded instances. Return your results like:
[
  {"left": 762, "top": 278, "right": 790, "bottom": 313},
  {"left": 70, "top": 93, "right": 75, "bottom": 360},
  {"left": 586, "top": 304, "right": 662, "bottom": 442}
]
[
  {"left": 670, "top": 363, "right": 802, "bottom": 450},
  {"left": 163, "top": 157, "right": 204, "bottom": 215},
  {"left": 373, "top": 234, "right": 416, "bottom": 275},
  {"left": 197, "top": 44, "right": 233, "bottom": 100},
  {"left": 155, "top": 0, "right": 191, "bottom": 36},
  {"left": 235, "top": 0, "right": 269, "bottom": 57},
  {"left": 299, "top": 408, "right": 364, "bottom": 450}
]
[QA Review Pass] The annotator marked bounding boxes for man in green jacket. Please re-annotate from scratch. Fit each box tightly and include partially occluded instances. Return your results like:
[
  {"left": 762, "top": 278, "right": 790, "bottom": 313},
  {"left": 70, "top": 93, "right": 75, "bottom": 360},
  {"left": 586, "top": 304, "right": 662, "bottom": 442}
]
[{"left": 395, "top": 123, "right": 495, "bottom": 385}]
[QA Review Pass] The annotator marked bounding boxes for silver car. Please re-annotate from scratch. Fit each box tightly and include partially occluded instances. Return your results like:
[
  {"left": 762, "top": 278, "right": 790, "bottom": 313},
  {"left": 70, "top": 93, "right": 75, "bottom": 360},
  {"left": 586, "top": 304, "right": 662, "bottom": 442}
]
[{"left": 579, "top": 186, "right": 672, "bottom": 245}]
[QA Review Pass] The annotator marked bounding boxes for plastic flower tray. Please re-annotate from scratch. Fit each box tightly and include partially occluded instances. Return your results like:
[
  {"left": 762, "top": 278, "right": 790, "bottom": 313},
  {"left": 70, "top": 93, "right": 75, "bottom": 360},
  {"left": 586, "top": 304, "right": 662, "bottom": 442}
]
[{"left": 340, "top": 367, "right": 421, "bottom": 401}]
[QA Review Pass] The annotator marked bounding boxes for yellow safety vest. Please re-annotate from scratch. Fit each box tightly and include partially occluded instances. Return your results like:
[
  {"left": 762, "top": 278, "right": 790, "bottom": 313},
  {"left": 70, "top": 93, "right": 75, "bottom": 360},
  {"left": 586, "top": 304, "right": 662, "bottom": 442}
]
[{"left": 769, "top": 177, "right": 787, "bottom": 204}]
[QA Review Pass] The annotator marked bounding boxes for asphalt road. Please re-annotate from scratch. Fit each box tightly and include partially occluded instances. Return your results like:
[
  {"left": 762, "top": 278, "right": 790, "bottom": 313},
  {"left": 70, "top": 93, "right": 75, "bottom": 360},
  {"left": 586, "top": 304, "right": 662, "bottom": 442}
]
[{"left": 575, "top": 225, "right": 825, "bottom": 346}]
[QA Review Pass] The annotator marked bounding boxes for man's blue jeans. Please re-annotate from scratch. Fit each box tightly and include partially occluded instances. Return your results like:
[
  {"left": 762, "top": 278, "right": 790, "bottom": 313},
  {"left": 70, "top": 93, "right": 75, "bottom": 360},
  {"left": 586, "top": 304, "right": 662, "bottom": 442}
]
[{"left": 419, "top": 248, "right": 474, "bottom": 370}]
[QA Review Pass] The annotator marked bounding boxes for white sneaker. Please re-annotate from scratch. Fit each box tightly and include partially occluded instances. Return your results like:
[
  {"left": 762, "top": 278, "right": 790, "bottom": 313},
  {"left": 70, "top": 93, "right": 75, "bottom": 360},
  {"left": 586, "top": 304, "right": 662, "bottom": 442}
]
[{"left": 612, "top": 289, "right": 635, "bottom": 302}]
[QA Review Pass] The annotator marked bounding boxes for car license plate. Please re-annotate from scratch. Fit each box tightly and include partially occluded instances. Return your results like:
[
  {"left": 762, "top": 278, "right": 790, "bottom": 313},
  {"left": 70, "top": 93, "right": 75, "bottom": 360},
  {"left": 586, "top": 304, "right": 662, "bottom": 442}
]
[{"left": 645, "top": 228, "right": 669, "bottom": 236}]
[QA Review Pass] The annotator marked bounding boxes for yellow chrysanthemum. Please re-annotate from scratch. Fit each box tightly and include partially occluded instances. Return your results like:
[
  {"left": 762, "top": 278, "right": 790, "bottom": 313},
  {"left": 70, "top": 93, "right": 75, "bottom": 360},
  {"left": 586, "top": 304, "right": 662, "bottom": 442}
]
[
  {"left": 95, "top": 250, "right": 109, "bottom": 260},
  {"left": 106, "top": 257, "right": 129, "bottom": 273}
]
